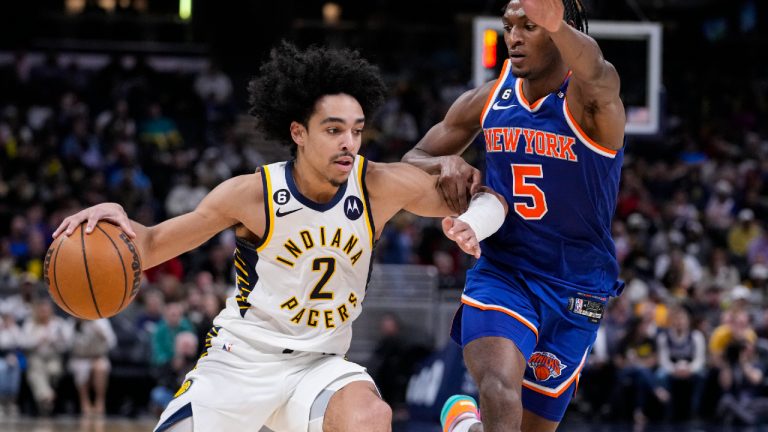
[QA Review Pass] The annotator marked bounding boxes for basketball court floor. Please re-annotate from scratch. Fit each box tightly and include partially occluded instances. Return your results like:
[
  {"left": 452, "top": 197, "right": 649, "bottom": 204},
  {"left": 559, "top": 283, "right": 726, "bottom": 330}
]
[{"left": 0, "top": 417, "right": 757, "bottom": 432}]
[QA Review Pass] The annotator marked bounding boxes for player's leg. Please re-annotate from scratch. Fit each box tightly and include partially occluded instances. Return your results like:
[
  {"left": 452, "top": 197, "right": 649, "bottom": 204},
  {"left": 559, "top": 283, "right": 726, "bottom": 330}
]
[
  {"left": 518, "top": 277, "right": 607, "bottom": 431},
  {"left": 267, "top": 354, "right": 390, "bottom": 432},
  {"left": 322, "top": 380, "right": 392, "bottom": 431},
  {"left": 442, "top": 258, "right": 541, "bottom": 432},
  {"left": 463, "top": 336, "right": 528, "bottom": 432},
  {"left": 521, "top": 409, "right": 559, "bottom": 432}
]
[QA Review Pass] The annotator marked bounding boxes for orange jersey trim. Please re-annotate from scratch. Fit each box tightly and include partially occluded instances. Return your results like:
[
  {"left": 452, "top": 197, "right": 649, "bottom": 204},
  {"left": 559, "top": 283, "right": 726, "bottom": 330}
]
[
  {"left": 480, "top": 59, "right": 512, "bottom": 127},
  {"left": 461, "top": 295, "right": 539, "bottom": 341},
  {"left": 522, "top": 348, "right": 588, "bottom": 398},
  {"left": 515, "top": 78, "right": 549, "bottom": 112},
  {"left": 563, "top": 97, "right": 618, "bottom": 157}
]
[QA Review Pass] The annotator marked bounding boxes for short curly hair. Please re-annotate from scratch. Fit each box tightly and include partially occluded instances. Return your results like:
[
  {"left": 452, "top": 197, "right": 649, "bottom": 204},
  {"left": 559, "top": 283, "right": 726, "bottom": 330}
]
[{"left": 248, "top": 42, "right": 387, "bottom": 150}]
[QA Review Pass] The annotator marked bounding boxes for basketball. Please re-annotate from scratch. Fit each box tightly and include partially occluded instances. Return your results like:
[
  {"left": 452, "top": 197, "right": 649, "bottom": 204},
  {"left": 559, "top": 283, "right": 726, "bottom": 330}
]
[{"left": 44, "top": 222, "right": 142, "bottom": 320}]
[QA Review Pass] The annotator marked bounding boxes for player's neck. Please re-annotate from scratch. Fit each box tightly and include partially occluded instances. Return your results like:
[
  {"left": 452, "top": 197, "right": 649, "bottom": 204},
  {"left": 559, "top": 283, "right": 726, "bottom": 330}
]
[
  {"left": 292, "top": 157, "right": 339, "bottom": 204},
  {"left": 521, "top": 63, "right": 570, "bottom": 102}
]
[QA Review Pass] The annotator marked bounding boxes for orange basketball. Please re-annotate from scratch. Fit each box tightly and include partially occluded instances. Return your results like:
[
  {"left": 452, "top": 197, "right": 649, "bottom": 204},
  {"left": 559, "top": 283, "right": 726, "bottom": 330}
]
[
  {"left": 44, "top": 221, "right": 142, "bottom": 320},
  {"left": 534, "top": 365, "right": 551, "bottom": 381}
]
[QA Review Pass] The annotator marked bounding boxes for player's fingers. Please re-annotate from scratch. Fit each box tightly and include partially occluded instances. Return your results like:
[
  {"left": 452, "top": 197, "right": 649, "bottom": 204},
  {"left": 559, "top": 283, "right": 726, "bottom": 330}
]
[
  {"left": 456, "top": 181, "right": 468, "bottom": 213},
  {"left": 442, "top": 217, "right": 455, "bottom": 235},
  {"left": 84, "top": 215, "right": 99, "bottom": 234},
  {"left": 52, "top": 221, "right": 68, "bottom": 238},
  {"left": 104, "top": 215, "right": 136, "bottom": 238},
  {"left": 470, "top": 169, "right": 482, "bottom": 195},
  {"left": 440, "top": 180, "right": 461, "bottom": 214},
  {"left": 121, "top": 220, "right": 137, "bottom": 238}
]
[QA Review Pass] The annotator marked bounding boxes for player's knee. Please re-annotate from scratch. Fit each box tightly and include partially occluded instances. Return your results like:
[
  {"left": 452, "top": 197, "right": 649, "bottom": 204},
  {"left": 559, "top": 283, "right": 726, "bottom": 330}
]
[
  {"left": 351, "top": 398, "right": 391, "bottom": 430},
  {"left": 477, "top": 371, "right": 521, "bottom": 406}
]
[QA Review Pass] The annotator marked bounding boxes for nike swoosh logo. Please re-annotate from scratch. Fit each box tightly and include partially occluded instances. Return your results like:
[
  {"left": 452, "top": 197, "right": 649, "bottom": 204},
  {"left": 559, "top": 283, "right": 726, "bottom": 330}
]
[
  {"left": 276, "top": 207, "right": 302, "bottom": 217},
  {"left": 492, "top": 101, "right": 517, "bottom": 110}
]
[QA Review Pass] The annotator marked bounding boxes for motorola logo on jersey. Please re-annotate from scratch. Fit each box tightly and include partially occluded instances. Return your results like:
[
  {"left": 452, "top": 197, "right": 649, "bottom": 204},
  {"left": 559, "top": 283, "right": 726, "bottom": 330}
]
[
  {"left": 344, "top": 196, "right": 364, "bottom": 220},
  {"left": 273, "top": 189, "right": 291, "bottom": 205}
]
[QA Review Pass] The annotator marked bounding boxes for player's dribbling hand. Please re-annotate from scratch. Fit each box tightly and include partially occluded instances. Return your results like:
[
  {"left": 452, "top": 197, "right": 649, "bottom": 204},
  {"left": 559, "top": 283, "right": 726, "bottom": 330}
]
[
  {"left": 442, "top": 217, "right": 481, "bottom": 259},
  {"left": 520, "top": 0, "right": 565, "bottom": 33},
  {"left": 438, "top": 155, "right": 482, "bottom": 214},
  {"left": 53, "top": 203, "right": 136, "bottom": 239}
]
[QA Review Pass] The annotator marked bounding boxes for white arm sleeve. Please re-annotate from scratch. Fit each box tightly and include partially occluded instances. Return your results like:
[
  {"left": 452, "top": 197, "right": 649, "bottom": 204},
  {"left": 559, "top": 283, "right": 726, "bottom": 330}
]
[{"left": 456, "top": 192, "right": 506, "bottom": 242}]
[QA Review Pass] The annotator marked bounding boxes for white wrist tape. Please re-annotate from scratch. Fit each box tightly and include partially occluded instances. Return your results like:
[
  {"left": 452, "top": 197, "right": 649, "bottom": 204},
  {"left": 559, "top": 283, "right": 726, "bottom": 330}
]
[{"left": 457, "top": 192, "right": 505, "bottom": 242}]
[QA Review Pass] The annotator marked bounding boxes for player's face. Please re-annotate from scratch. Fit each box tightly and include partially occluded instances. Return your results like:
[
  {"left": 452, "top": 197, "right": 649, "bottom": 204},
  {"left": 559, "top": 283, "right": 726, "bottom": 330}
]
[
  {"left": 502, "top": 1, "right": 561, "bottom": 79},
  {"left": 295, "top": 94, "right": 364, "bottom": 187}
]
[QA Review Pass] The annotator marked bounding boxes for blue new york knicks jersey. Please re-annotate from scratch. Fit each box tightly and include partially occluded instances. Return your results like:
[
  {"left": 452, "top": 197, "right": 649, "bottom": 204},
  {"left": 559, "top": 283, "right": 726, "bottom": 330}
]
[{"left": 480, "top": 59, "right": 624, "bottom": 295}]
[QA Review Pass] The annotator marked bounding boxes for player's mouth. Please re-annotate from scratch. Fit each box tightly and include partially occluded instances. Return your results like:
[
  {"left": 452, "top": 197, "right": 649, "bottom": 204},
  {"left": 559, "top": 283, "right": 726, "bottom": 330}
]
[
  {"left": 333, "top": 157, "right": 354, "bottom": 173},
  {"left": 509, "top": 52, "right": 525, "bottom": 65}
]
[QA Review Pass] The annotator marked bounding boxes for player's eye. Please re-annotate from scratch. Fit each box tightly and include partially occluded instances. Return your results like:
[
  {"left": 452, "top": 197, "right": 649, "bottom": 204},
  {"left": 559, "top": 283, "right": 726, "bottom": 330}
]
[
  {"left": 503, "top": 25, "right": 512, "bottom": 33},
  {"left": 327, "top": 128, "right": 339, "bottom": 134},
  {"left": 525, "top": 23, "right": 536, "bottom": 31},
  {"left": 352, "top": 128, "right": 363, "bottom": 135}
]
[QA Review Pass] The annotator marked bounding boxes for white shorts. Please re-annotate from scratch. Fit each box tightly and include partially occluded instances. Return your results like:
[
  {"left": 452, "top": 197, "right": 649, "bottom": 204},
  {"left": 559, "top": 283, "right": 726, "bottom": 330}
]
[{"left": 154, "top": 328, "right": 374, "bottom": 432}]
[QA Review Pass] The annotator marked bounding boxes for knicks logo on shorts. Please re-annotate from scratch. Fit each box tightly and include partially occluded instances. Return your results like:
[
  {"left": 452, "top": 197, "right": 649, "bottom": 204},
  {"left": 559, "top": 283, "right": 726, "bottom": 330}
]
[{"left": 528, "top": 352, "right": 567, "bottom": 382}]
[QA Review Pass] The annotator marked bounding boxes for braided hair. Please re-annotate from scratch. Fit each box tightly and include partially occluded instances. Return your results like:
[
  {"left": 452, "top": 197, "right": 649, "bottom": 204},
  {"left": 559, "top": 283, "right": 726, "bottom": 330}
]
[
  {"left": 563, "top": 0, "right": 589, "bottom": 34},
  {"left": 502, "top": 0, "right": 589, "bottom": 34}
]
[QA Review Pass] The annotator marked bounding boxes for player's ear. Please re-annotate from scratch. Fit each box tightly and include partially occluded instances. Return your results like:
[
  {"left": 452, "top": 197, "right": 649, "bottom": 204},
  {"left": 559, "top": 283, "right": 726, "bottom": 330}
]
[{"left": 290, "top": 121, "right": 307, "bottom": 147}]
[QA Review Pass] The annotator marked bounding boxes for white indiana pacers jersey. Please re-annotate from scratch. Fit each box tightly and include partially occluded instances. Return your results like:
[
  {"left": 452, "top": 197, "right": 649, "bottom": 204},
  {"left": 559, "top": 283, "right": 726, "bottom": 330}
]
[{"left": 214, "top": 156, "right": 374, "bottom": 355}]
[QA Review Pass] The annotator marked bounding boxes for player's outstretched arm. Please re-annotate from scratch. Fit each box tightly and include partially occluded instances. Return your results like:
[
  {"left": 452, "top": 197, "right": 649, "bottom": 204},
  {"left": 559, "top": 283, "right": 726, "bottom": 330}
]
[
  {"left": 366, "top": 162, "right": 507, "bottom": 258},
  {"left": 520, "top": 0, "right": 625, "bottom": 149},
  {"left": 401, "top": 81, "right": 495, "bottom": 213},
  {"left": 52, "top": 173, "right": 264, "bottom": 270}
]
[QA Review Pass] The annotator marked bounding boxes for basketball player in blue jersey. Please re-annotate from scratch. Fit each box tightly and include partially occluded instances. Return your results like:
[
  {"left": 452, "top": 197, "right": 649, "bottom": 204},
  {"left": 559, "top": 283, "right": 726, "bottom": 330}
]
[
  {"left": 53, "top": 42, "right": 507, "bottom": 432},
  {"left": 402, "top": 0, "right": 625, "bottom": 431}
]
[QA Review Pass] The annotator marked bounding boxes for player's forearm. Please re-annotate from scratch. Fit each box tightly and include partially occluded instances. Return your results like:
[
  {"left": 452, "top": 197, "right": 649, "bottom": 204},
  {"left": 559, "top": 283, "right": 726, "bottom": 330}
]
[
  {"left": 549, "top": 23, "right": 609, "bottom": 82},
  {"left": 401, "top": 147, "right": 451, "bottom": 175}
]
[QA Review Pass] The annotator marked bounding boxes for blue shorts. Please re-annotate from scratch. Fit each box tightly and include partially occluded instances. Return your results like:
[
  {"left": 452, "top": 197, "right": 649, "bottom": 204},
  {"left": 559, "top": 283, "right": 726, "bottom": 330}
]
[{"left": 450, "top": 257, "right": 610, "bottom": 422}]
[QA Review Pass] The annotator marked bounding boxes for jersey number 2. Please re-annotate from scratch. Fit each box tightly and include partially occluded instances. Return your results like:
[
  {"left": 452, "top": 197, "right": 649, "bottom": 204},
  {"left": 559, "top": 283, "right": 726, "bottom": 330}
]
[
  {"left": 511, "top": 164, "right": 548, "bottom": 220},
  {"left": 310, "top": 257, "right": 336, "bottom": 300}
]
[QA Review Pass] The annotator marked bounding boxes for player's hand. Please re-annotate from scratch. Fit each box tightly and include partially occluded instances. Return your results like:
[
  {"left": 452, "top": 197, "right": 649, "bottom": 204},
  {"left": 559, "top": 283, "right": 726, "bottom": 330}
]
[
  {"left": 438, "top": 155, "right": 482, "bottom": 214},
  {"left": 442, "top": 217, "right": 481, "bottom": 259},
  {"left": 520, "top": 0, "right": 565, "bottom": 33},
  {"left": 53, "top": 203, "right": 136, "bottom": 239}
]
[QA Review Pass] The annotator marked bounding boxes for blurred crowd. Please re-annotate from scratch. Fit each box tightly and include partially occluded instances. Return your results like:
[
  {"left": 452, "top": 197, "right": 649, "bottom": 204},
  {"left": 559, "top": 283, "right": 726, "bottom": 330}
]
[{"left": 1, "top": 49, "right": 768, "bottom": 428}]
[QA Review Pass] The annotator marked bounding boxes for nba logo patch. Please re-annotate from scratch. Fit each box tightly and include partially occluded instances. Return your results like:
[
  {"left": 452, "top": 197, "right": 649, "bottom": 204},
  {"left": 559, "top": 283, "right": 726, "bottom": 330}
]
[
  {"left": 528, "top": 352, "right": 567, "bottom": 381},
  {"left": 344, "top": 196, "right": 363, "bottom": 220}
]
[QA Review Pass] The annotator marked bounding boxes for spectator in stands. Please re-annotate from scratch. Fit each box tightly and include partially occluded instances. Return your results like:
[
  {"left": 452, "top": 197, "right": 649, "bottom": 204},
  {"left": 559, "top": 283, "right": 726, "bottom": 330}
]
[
  {"left": 135, "top": 289, "right": 165, "bottom": 334},
  {"left": 716, "top": 339, "right": 768, "bottom": 425},
  {"left": 747, "top": 229, "right": 768, "bottom": 267},
  {"left": 151, "top": 302, "right": 194, "bottom": 367},
  {"left": 139, "top": 102, "right": 182, "bottom": 152},
  {"left": 149, "top": 331, "right": 199, "bottom": 415},
  {"left": 614, "top": 315, "right": 665, "bottom": 426},
  {"left": 69, "top": 319, "right": 117, "bottom": 417},
  {"left": 699, "top": 248, "right": 741, "bottom": 293},
  {"left": 194, "top": 61, "right": 233, "bottom": 105},
  {"left": 656, "top": 305, "right": 707, "bottom": 420},
  {"left": 21, "top": 298, "right": 73, "bottom": 415},
  {"left": 728, "top": 209, "right": 761, "bottom": 263},
  {"left": 1, "top": 273, "right": 39, "bottom": 324},
  {"left": 0, "top": 311, "right": 22, "bottom": 418},
  {"left": 709, "top": 307, "right": 757, "bottom": 367},
  {"left": 164, "top": 174, "right": 208, "bottom": 217},
  {"left": 705, "top": 179, "right": 736, "bottom": 243}
]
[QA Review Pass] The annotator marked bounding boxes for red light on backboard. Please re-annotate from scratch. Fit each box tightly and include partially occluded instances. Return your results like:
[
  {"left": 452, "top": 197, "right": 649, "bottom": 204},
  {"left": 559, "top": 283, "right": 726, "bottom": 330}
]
[{"left": 483, "top": 29, "right": 497, "bottom": 68}]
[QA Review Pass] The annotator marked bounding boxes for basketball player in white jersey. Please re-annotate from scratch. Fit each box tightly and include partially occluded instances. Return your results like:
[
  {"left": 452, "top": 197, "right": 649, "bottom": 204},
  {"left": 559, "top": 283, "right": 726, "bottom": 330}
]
[{"left": 53, "top": 42, "right": 508, "bottom": 432}]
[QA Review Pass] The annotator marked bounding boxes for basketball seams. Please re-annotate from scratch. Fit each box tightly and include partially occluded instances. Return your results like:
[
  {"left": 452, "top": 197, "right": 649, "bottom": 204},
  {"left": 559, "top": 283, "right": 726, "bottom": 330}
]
[
  {"left": 50, "top": 237, "right": 77, "bottom": 317},
  {"left": 80, "top": 226, "right": 104, "bottom": 319},
  {"left": 95, "top": 224, "right": 129, "bottom": 312}
]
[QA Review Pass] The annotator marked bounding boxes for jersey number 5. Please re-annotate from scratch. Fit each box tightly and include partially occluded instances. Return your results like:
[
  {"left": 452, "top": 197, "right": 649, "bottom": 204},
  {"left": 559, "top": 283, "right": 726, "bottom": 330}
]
[
  {"left": 310, "top": 257, "right": 336, "bottom": 300},
  {"left": 511, "top": 164, "right": 548, "bottom": 220}
]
